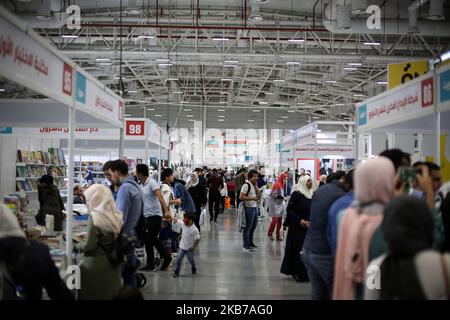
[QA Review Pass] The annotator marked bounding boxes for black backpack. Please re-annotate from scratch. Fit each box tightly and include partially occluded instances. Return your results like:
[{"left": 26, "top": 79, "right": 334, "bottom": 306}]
[{"left": 99, "top": 230, "right": 136, "bottom": 266}]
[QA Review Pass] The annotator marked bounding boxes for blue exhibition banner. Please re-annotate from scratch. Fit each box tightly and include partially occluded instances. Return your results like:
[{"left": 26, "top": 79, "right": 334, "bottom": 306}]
[
  {"left": 358, "top": 104, "right": 367, "bottom": 126},
  {"left": 0, "top": 127, "right": 12, "bottom": 134},
  {"left": 440, "top": 68, "right": 450, "bottom": 103},
  {"left": 76, "top": 71, "right": 87, "bottom": 104}
]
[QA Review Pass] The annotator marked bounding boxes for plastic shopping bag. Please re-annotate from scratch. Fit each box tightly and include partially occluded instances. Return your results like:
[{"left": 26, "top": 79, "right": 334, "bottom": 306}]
[{"left": 200, "top": 208, "right": 211, "bottom": 232}]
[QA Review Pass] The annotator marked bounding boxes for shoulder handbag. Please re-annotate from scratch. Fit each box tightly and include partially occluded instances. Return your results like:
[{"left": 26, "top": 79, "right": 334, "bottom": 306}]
[{"left": 440, "top": 254, "right": 450, "bottom": 300}]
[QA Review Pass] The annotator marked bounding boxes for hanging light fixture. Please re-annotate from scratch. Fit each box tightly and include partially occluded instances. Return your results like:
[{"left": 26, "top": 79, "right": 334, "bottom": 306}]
[{"left": 249, "top": 2, "right": 263, "bottom": 22}]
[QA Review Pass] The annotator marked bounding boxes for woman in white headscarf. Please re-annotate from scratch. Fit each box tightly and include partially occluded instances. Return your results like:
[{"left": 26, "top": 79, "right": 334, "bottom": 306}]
[
  {"left": 74, "top": 184, "right": 123, "bottom": 300},
  {"left": 281, "top": 175, "right": 314, "bottom": 282}
]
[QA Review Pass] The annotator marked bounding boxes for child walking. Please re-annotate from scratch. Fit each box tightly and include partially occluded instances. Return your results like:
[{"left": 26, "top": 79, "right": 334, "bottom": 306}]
[{"left": 172, "top": 213, "right": 200, "bottom": 277}]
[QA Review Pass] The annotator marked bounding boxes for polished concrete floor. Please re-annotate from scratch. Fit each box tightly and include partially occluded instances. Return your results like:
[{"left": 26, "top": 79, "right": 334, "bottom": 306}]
[{"left": 141, "top": 210, "right": 310, "bottom": 300}]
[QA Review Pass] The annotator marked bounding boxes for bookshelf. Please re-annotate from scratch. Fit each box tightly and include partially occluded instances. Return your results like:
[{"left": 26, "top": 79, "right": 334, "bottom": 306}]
[{"left": 16, "top": 148, "right": 68, "bottom": 193}]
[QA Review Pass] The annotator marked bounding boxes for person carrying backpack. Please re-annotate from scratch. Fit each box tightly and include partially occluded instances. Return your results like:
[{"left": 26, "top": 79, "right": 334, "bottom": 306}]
[
  {"left": 110, "top": 160, "right": 144, "bottom": 287},
  {"left": 74, "top": 185, "right": 123, "bottom": 300},
  {"left": 239, "top": 170, "right": 261, "bottom": 252}
]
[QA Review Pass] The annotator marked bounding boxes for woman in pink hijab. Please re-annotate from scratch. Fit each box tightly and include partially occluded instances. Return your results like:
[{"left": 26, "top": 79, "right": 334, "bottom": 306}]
[
  {"left": 268, "top": 172, "right": 288, "bottom": 241},
  {"left": 333, "top": 157, "right": 395, "bottom": 300}
]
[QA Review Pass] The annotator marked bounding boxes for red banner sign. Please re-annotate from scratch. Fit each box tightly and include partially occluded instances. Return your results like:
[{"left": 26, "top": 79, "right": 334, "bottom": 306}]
[{"left": 126, "top": 120, "right": 145, "bottom": 136}]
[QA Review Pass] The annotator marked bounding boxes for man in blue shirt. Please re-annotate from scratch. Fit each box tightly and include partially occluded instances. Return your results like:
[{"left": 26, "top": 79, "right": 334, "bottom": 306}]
[
  {"left": 111, "top": 159, "right": 143, "bottom": 287},
  {"left": 302, "top": 171, "right": 350, "bottom": 300},
  {"left": 136, "top": 164, "right": 172, "bottom": 272},
  {"left": 327, "top": 170, "right": 355, "bottom": 257}
]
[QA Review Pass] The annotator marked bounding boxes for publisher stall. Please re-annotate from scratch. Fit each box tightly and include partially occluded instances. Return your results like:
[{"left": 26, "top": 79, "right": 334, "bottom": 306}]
[
  {"left": 281, "top": 121, "right": 355, "bottom": 178},
  {"left": 355, "top": 70, "right": 445, "bottom": 166},
  {"left": 0, "top": 6, "right": 124, "bottom": 263}
]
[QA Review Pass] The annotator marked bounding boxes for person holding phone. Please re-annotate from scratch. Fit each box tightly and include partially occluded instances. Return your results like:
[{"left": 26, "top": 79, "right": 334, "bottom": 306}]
[{"left": 239, "top": 169, "right": 261, "bottom": 252}]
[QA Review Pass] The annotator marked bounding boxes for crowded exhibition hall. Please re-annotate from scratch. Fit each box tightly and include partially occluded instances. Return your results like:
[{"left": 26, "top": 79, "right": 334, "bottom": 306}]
[{"left": 1, "top": 0, "right": 450, "bottom": 305}]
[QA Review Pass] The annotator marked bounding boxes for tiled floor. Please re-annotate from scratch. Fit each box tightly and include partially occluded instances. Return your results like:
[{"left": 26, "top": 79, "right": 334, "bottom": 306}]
[{"left": 141, "top": 211, "right": 310, "bottom": 300}]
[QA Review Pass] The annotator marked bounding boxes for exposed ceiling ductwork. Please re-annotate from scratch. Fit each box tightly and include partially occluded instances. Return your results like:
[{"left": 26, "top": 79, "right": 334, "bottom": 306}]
[{"left": 323, "top": 0, "right": 450, "bottom": 36}]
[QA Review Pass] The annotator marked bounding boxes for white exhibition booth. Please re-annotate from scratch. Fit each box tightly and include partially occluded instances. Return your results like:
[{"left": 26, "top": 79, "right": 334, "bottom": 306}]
[
  {"left": 0, "top": 7, "right": 124, "bottom": 259},
  {"left": 281, "top": 121, "right": 355, "bottom": 178},
  {"left": 356, "top": 68, "right": 450, "bottom": 174}
]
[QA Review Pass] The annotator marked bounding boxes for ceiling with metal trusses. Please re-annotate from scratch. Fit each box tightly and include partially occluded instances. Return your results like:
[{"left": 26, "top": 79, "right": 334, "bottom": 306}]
[{"left": 1, "top": 0, "right": 450, "bottom": 131}]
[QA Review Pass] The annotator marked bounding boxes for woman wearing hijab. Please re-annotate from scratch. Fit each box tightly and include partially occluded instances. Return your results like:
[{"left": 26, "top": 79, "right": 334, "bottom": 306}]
[
  {"left": 36, "top": 174, "right": 65, "bottom": 231},
  {"left": 365, "top": 196, "right": 450, "bottom": 300},
  {"left": 74, "top": 184, "right": 123, "bottom": 300},
  {"left": 268, "top": 173, "right": 288, "bottom": 241},
  {"left": 280, "top": 175, "right": 314, "bottom": 282},
  {"left": 333, "top": 157, "right": 395, "bottom": 300},
  {"left": 188, "top": 172, "right": 207, "bottom": 232}
]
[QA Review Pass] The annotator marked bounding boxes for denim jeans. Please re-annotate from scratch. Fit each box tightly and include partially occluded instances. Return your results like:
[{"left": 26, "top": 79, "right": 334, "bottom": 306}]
[
  {"left": 302, "top": 249, "right": 334, "bottom": 300},
  {"left": 243, "top": 207, "right": 258, "bottom": 249},
  {"left": 175, "top": 248, "right": 196, "bottom": 273},
  {"left": 122, "top": 253, "right": 138, "bottom": 287}
]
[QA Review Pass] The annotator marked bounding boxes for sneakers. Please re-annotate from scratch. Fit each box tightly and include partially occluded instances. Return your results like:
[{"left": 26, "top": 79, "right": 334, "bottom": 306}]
[
  {"left": 242, "top": 247, "right": 253, "bottom": 252},
  {"left": 160, "top": 256, "right": 172, "bottom": 271},
  {"left": 192, "top": 267, "right": 197, "bottom": 275},
  {"left": 173, "top": 271, "right": 180, "bottom": 278},
  {"left": 268, "top": 235, "right": 275, "bottom": 241},
  {"left": 249, "top": 243, "right": 258, "bottom": 249},
  {"left": 277, "top": 237, "right": 283, "bottom": 241},
  {"left": 140, "top": 264, "right": 157, "bottom": 272}
]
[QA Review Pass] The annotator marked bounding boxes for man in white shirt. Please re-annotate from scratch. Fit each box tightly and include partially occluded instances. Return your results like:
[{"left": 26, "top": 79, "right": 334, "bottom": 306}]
[
  {"left": 136, "top": 164, "right": 172, "bottom": 271},
  {"left": 239, "top": 169, "right": 261, "bottom": 252}
]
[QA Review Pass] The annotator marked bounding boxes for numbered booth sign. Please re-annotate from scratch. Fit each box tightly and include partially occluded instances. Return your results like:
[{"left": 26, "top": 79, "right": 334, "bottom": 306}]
[{"left": 126, "top": 120, "right": 145, "bottom": 136}]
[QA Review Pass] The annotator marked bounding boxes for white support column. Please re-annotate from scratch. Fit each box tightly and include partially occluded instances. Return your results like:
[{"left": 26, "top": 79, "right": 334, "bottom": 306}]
[
  {"left": 202, "top": 105, "right": 207, "bottom": 164},
  {"left": 66, "top": 106, "right": 75, "bottom": 262},
  {"left": 118, "top": 116, "right": 125, "bottom": 159},
  {"left": 158, "top": 129, "right": 162, "bottom": 182}
]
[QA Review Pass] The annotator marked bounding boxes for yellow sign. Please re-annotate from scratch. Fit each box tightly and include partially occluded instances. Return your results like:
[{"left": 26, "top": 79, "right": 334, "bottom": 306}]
[{"left": 388, "top": 60, "right": 429, "bottom": 90}]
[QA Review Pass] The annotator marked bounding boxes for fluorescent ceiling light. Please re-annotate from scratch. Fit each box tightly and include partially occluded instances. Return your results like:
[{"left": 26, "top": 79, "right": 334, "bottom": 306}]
[
  {"left": 184, "top": 108, "right": 192, "bottom": 111},
  {"left": 125, "top": 114, "right": 132, "bottom": 117},
  {"left": 273, "top": 79, "right": 285, "bottom": 82},
  {"left": 137, "top": 35, "right": 154, "bottom": 39},
  {"left": 62, "top": 35, "right": 78, "bottom": 38},
  {"left": 309, "top": 93, "right": 319, "bottom": 96},
  {"left": 348, "top": 62, "right": 363, "bottom": 66},
  {"left": 154, "top": 114, "right": 163, "bottom": 117},
  {"left": 224, "top": 60, "right": 239, "bottom": 64},
  {"left": 113, "top": 76, "right": 126, "bottom": 80},
  {"left": 156, "top": 59, "right": 171, "bottom": 62},
  {"left": 212, "top": 37, "right": 229, "bottom": 41},
  {"left": 173, "top": 91, "right": 183, "bottom": 94},
  {"left": 248, "top": 119, "right": 255, "bottom": 122},
  {"left": 186, "top": 115, "right": 194, "bottom": 118},
  {"left": 316, "top": 129, "right": 322, "bottom": 132},
  {"left": 167, "top": 78, "right": 179, "bottom": 81},
  {"left": 219, "top": 101, "right": 227, "bottom": 104},
  {"left": 440, "top": 50, "right": 450, "bottom": 62},
  {"left": 147, "top": 108, "right": 155, "bottom": 111},
  {"left": 252, "top": 109, "right": 261, "bottom": 112},
  {"left": 287, "top": 110, "right": 296, "bottom": 113},
  {"left": 313, "top": 116, "right": 320, "bottom": 119},
  {"left": 128, "top": 90, "right": 138, "bottom": 93},
  {"left": 377, "top": 81, "right": 388, "bottom": 85},
  {"left": 221, "top": 78, "right": 232, "bottom": 81},
  {"left": 298, "top": 103, "right": 306, "bottom": 105},
  {"left": 277, "top": 120, "right": 284, "bottom": 123},
  {"left": 265, "top": 92, "right": 274, "bottom": 95},
  {"left": 0, "top": 89, "right": 5, "bottom": 92},
  {"left": 326, "top": 80, "right": 337, "bottom": 83},
  {"left": 259, "top": 101, "right": 268, "bottom": 105},
  {"left": 288, "top": 39, "right": 305, "bottom": 43},
  {"left": 158, "top": 63, "right": 173, "bottom": 67},
  {"left": 364, "top": 42, "right": 381, "bottom": 46},
  {"left": 281, "top": 116, "right": 288, "bottom": 119},
  {"left": 95, "top": 58, "right": 110, "bottom": 61},
  {"left": 286, "top": 61, "right": 300, "bottom": 65},
  {"left": 188, "top": 119, "right": 195, "bottom": 122},
  {"left": 344, "top": 67, "right": 357, "bottom": 71},
  {"left": 354, "top": 94, "right": 364, "bottom": 97},
  {"left": 218, "top": 119, "right": 225, "bottom": 122},
  {"left": 218, "top": 109, "right": 226, "bottom": 112},
  {"left": 98, "top": 63, "right": 112, "bottom": 66},
  {"left": 335, "top": 103, "right": 345, "bottom": 106},
  {"left": 218, "top": 115, "right": 225, "bottom": 118}
]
